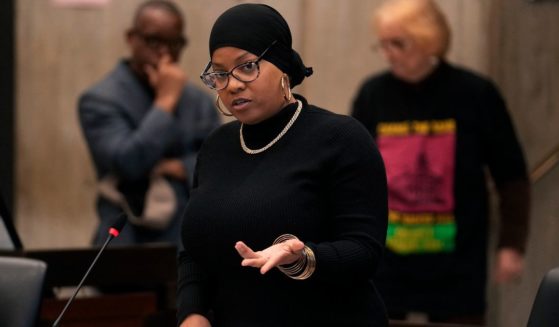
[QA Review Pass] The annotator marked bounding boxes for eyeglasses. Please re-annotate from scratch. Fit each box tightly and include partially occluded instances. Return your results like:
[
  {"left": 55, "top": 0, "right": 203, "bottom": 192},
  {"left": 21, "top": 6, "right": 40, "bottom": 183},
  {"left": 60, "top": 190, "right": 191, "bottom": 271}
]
[
  {"left": 372, "top": 37, "right": 413, "bottom": 53},
  {"left": 200, "top": 40, "right": 277, "bottom": 91},
  {"left": 133, "top": 30, "right": 187, "bottom": 53}
]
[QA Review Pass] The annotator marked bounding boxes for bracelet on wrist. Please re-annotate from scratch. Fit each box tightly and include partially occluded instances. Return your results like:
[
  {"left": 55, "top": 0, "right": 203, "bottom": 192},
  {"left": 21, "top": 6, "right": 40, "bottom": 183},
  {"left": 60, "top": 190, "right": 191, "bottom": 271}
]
[{"left": 273, "top": 233, "right": 316, "bottom": 280}]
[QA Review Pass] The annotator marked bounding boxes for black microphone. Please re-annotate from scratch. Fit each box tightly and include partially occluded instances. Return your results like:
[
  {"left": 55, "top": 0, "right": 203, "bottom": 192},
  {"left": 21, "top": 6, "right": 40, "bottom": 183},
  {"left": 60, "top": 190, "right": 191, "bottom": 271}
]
[{"left": 52, "top": 213, "right": 127, "bottom": 327}]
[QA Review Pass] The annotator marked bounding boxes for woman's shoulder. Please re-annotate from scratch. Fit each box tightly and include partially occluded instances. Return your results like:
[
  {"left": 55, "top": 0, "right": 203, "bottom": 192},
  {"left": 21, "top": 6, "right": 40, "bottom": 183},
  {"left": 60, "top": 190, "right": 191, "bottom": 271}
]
[
  {"left": 356, "top": 70, "right": 393, "bottom": 92},
  {"left": 199, "top": 120, "right": 239, "bottom": 150},
  {"left": 443, "top": 61, "right": 496, "bottom": 92},
  {"left": 304, "top": 105, "right": 373, "bottom": 143},
  {"left": 301, "top": 105, "right": 381, "bottom": 165},
  {"left": 214, "top": 119, "right": 240, "bottom": 134},
  {"left": 305, "top": 105, "right": 352, "bottom": 121}
]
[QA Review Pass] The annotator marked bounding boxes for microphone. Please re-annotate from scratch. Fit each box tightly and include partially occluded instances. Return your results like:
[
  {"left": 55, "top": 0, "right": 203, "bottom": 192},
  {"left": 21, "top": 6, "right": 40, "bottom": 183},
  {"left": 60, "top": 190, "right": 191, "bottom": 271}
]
[{"left": 52, "top": 213, "right": 127, "bottom": 327}]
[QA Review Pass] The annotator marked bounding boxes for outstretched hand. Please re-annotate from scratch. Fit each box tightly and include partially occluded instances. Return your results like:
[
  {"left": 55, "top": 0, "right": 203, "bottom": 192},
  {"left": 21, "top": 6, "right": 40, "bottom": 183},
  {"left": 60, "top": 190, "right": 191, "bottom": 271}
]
[{"left": 235, "top": 238, "right": 305, "bottom": 274}]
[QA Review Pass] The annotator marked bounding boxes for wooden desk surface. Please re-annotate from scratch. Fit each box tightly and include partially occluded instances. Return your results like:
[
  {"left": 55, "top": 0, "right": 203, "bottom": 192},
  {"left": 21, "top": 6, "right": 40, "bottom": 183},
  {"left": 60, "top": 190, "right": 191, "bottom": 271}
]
[
  {"left": 1, "top": 244, "right": 178, "bottom": 326},
  {"left": 40, "top": 292, "right": 160, "bottom": 327},
  {"left": 9, "top": 243, "right": 178, "bottom": 289}
]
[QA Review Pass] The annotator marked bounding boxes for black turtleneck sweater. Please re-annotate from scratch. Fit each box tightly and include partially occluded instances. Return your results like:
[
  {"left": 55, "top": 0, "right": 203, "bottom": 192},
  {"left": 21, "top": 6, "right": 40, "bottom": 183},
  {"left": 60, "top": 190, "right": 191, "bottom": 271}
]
[
  {"left": 351, "top": 61, "right": 529, "bottom": 317},
  {"left": 178, "top": 96, "right": 388, "bottom": 326}
]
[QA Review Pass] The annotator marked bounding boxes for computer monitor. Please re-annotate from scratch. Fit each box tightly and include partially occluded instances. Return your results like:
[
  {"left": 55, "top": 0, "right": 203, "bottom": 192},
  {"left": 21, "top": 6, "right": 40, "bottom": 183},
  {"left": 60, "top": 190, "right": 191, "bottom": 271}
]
[{"left": 0, "top": 193, "right": 23, "bottom": 250}]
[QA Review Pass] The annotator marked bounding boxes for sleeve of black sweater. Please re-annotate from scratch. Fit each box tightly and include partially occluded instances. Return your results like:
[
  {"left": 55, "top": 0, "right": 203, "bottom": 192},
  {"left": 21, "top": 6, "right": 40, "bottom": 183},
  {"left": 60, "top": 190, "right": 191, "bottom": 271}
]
[
  {"left": 351, "top": 79, "right": 378, "bottom": 137},
  {"left": 176, "top": 164, "right": 212, "bottom": 324},
  {"left": 176, "top": 250, "right": 212, "bottom": 324},
  {"left": 306, "top": 117, "right": 388, "bottom": 283},
  {"left": 481, "top": 81, "right": 531, "bottom": 253}
]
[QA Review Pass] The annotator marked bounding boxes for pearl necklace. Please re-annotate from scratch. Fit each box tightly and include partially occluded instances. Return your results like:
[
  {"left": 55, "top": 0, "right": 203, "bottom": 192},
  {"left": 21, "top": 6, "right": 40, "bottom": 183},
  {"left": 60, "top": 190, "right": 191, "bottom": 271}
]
[{"left": 240, "top": 100, "right": 302, "bottom": 155}]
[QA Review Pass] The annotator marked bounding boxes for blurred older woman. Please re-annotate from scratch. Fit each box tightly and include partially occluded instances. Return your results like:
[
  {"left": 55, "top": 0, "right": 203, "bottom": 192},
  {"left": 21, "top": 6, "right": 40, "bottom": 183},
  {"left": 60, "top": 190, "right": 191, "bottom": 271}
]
[
  {"left": 351, "top": 0, "right": 530, "bottom": 324},
  {"left": 178, "top": 4, "right": 388, "bottom": 327}
]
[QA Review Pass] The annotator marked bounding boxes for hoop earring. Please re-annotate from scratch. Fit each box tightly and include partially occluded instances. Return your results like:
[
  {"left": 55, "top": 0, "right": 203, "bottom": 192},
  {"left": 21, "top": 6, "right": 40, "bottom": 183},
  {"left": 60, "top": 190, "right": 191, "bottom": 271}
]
[
  {"left": 215, "top": 95, "right": 233, "bottom": 116},
  {"left": 280, "top": 75, "right": 293, "bottom": 102}
]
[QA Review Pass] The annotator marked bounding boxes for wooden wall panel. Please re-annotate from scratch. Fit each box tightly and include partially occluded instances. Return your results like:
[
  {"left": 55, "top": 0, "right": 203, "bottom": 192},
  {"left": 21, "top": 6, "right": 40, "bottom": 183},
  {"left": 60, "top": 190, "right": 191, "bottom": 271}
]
[
  {"left": 16, "top": 0, "right": 130, "bottom": 249},
  {"left": 296, "top": 0, "right": 383, "bottom": 114},
  {"left": 488, "top": 1, "right": 559, "bottom": 326},
  {"left": 440, "top": 0, "right": 491, "bottom": 72},
  {"left": 490, "top": 0, "right": 559, "bottom": 164}
]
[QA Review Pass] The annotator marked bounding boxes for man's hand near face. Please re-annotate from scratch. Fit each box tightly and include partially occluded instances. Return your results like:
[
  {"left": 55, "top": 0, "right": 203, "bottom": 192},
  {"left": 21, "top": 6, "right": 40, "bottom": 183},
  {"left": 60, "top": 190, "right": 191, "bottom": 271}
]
[{"left": 146, "top": 54, "right": 187, "bottom": 113}]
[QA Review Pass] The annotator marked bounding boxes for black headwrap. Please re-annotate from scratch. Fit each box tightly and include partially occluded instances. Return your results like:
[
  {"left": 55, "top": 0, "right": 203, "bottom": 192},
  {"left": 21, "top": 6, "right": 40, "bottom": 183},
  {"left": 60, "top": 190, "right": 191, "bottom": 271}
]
[{"left": 209, "top": 3, "right": 313, "bottom": 87}]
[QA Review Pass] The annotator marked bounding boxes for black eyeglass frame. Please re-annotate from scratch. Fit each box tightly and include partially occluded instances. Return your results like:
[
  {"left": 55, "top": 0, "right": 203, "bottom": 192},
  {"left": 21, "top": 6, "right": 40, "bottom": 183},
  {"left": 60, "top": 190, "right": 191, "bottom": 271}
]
[
  {"left": 200, "top": 40, "right": 278, "bottom": 91},
  {"left": 132, "top": 30, "right": 187, "bottom": 53}
]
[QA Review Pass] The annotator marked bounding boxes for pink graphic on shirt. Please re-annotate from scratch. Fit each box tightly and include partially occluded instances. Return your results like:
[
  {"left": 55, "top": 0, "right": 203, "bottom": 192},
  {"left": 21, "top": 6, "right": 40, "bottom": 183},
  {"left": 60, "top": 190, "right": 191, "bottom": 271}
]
[{"left": 378, "top": 132, "right": 456, "bottom": 213}]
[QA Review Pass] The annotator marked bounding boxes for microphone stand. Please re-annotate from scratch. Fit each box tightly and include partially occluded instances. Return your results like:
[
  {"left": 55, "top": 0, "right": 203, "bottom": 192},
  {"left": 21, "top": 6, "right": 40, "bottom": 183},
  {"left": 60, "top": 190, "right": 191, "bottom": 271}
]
[{"left": 52, "top": 216, "right": 126, "bottom": 327}]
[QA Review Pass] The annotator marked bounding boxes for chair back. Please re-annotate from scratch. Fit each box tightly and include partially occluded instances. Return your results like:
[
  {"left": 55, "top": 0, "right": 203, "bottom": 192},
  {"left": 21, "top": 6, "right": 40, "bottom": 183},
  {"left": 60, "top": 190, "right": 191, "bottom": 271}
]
[
  {"left": 0, "top": 256, "right": 47, "bottom": 327},
  {"left": 527, "top": 266, "right": 559, "bottom": 327}
]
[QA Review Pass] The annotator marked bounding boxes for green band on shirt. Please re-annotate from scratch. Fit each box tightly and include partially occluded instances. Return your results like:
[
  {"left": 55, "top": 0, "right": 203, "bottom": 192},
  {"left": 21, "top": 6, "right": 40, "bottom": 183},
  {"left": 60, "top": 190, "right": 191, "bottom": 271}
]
[{"left": 387, "top": 222, "right": 456, "bottom": 254}]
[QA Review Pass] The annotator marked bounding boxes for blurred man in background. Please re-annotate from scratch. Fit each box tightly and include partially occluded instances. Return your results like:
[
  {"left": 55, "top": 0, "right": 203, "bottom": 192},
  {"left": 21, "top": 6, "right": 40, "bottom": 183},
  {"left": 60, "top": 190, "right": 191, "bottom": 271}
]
[{"left": 79, "top": 0, "right": 219, "bottom": 248}]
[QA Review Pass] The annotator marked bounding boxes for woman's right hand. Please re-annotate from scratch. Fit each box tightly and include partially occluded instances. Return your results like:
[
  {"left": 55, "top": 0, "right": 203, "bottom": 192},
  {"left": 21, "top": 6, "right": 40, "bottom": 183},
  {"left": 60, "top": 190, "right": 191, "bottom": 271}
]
[
  {"left": 235, "top": 238, "right": 305, "bottom": 274},
  {"left": 179, "top": 313, "right": 211, "bottom": 327}
]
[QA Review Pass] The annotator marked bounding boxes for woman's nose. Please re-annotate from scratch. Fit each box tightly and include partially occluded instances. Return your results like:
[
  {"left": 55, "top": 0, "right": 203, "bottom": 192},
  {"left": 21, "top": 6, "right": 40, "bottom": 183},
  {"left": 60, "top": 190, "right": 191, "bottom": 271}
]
[{"left": 226, "top": 74, "right": 246, "bottom": 93}]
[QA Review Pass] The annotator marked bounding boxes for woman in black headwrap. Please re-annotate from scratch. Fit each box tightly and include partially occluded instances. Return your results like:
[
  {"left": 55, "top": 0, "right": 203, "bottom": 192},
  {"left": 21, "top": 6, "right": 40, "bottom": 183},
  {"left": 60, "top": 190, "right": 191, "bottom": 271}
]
[{"left": 177, "top": 4, "right": 388, "bottom": 326}]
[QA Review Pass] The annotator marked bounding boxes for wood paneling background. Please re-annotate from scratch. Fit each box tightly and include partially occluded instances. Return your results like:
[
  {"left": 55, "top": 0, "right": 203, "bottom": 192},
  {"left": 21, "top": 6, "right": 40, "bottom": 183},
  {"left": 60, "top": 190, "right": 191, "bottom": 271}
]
[
  {"left": 488, "top": 1, "right": 559, "bottom": 326},
  {"left": 13, "top": 0, "right": 558, "bottom": 326}
]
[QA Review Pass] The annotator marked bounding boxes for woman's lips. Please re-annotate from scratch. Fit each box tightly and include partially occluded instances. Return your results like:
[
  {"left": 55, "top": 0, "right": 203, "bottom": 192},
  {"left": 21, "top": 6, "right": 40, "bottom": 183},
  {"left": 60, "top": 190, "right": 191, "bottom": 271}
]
[{"left": 231, "top": 98, "right": 251, "bottom": 111}]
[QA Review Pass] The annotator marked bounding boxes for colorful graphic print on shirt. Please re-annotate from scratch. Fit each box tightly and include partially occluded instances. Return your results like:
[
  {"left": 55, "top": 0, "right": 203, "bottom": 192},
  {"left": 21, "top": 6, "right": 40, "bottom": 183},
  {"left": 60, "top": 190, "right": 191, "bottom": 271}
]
[{"left": 377, "top": 119, "right": 457, "bottom": 254}]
